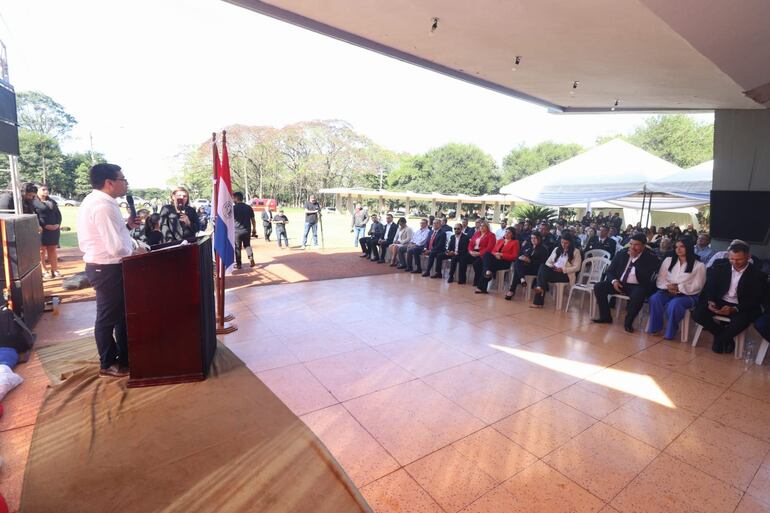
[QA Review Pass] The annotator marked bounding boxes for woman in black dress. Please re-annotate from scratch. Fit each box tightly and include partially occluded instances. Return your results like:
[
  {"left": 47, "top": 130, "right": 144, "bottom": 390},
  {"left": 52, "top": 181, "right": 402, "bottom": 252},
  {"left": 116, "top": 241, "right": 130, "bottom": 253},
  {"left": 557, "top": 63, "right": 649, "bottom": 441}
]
[{"left": 34, "top": 185, "right": 62, "bottom": 279}]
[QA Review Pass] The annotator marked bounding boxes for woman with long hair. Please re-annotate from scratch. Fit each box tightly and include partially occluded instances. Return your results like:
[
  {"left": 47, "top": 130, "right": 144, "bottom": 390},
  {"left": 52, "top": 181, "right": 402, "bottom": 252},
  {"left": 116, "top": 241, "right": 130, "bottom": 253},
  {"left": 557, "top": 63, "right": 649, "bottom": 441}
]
[
  {"left": 34, "top": 184, "right": 62, "bottom": 279},
  {"left": 505, "top": 232, "right": 548, "bottom": 300},
  {"left": 531, "top": 234, "right": 582, "bottom": 308},
  {"left": 475, "top": 227, "right": 519, "bottom": 293},
  {"left": 647, "top": 238, "right": 706, "bottom": 339},
  {"left": 465, "top": 221, "right": 496, "bottom": 287}
]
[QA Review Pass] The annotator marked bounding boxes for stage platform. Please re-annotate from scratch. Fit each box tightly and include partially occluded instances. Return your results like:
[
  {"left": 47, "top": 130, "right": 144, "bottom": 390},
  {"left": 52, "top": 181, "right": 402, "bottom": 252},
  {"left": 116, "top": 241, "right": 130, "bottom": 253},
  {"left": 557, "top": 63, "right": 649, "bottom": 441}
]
[{"left": 3, "top": 272, "right": 770, "bottom": 513}]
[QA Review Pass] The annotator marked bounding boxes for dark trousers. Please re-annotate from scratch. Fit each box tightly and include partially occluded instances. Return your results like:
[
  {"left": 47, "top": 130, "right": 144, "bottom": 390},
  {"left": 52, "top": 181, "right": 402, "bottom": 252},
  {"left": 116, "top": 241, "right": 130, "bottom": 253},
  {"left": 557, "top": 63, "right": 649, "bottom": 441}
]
[
  {"left": 448, "top": 253, "right": 474, "bottom": 284},
  {"left": 276, "top": 228, "right": 288, "bottom": 247},
  {"left": 424, "top": 251, "right": 441, "bottom": 275},
  {"left": 85, "top": 263, "right": 128, "bottom": 370},
  {"left": 435, "top": 252, "right": 452, "bottom": 277},
  {"left": 359, "top": 236, "right": 374, "bottom": 256},
  {"left": 405, "top": 245, "right": 426, "bottom": 271},
  {"left": 593, "top": 280, "right": 646, "bottom": 325},
  {"left": 235, "top": 230, "right": 252, "bottom": 265},
  {"left": 693, "top": 299, "right": 752, "bottom": 353},
  {"left": 509, "top": 260, "right": 540, "bottom": 295},
  {"left": 533, "top": 265, "right": 570, "bottom": 305},
  {"left": 475, "top": 253, "right": 511, "bottom": 290},
  {"left": 374, "top": 241, "right": 390, "bottom": 262},
  {"left": 263, "top": 222, "right": 272, "bottom": 241}
]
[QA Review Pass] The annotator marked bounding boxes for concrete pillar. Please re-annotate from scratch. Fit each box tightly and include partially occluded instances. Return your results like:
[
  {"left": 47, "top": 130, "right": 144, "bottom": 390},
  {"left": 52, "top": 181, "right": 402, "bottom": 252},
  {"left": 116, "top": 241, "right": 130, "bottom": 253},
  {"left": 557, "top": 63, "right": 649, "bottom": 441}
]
[
  {"left": 456, "top": 200, "right": 462, "bottom": 219},
  {"left": 405, "top": 198, "right": 411, "bottom": 219},
  {"left": 481, "top": 202, "right": 487, "bottom": 220},
  {"left": 379, "top": 196, "right": 385, "bottom": 215},
  {"left": 346, "top": 194, "right": 353, "bottom": 214},
  {"left": 493, "top": 202, "right": 501, "bottom": 223},
  {"left": 431, "top": 199, "right": 437, "bottom": 216},
  {"left": 334, "top": 193, "right": 340, "bottom": 209}
]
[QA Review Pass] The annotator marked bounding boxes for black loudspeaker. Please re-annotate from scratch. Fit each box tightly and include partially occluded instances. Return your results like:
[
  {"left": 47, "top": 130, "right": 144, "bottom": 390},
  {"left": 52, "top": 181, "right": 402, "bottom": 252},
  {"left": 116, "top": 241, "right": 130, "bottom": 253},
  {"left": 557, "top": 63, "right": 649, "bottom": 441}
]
[
  {"left": 0, "top": 214, "right": 45, "bottom": 329},
  {"left": 0, "top": 80, "right": 19, "bottom": 156}
]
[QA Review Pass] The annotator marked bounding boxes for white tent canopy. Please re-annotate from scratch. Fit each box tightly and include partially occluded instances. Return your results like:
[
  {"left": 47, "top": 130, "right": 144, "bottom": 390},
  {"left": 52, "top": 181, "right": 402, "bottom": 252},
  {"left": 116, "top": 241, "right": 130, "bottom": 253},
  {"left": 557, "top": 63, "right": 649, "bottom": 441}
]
[
  {"left": 499, "top": 139, "right": 684, "bottom": 205},
  {"left": 647, "top": 160, "right": 712, "bottom": 201}
]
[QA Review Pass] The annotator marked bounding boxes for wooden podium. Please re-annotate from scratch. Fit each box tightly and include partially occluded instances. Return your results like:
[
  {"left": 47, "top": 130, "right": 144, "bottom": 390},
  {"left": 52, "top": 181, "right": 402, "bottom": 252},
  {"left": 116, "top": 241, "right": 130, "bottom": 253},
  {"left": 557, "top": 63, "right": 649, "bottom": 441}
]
[{"left": 122, "top": 236, "right": 217, "bottom": 388}]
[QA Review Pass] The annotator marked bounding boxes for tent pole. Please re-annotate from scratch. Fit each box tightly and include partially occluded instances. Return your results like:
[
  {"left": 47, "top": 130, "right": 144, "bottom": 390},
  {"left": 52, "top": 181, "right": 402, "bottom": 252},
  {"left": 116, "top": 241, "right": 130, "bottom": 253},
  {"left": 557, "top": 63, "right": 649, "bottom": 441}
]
[
  {"left": 646, "top": 193, "right": 653, "bottom": 228},
  {"left": 639, "top": 190, "right": 647, "bottom": 226}
]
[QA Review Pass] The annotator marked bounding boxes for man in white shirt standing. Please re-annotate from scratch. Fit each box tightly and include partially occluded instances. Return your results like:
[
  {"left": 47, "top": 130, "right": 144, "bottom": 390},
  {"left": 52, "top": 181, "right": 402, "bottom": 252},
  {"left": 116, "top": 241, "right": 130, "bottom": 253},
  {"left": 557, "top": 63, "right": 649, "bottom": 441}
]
[{"left": 77, "top": 164, "right": 145, "bottom": 378}]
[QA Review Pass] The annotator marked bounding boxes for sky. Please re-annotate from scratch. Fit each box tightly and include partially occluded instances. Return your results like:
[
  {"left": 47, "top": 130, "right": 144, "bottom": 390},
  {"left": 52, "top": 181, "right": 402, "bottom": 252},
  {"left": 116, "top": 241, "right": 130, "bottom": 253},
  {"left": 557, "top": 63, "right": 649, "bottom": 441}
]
[{"left": 0, "top": 0, "right": 712, "bottom": 188}]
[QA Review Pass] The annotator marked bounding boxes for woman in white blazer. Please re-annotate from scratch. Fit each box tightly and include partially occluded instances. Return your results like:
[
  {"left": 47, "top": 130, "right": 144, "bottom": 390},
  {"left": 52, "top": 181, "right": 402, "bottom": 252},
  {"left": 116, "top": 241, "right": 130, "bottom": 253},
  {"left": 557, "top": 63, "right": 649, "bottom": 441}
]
[
  {"left": 647, "top": 238, "right": 706, "bottom": 339},
  {"left": 531, "top": 234, "right": 582, "bottom": 308}
]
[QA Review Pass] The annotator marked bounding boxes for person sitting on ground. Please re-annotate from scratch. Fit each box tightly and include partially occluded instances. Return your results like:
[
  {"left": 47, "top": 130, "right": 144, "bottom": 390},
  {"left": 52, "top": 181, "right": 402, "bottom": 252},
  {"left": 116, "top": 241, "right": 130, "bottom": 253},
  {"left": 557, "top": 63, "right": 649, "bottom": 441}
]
[
  {"left": 506, "top": 232, "right": 549, "bottom": 300},
  {"left": 585, "top": 226, "right": 617, "bottom": 258},
  {"left": 475, "top": 226, "right": 519, "bottom": 293},
  {"left": 388, "top": 217, "right": 412, "bottom": 266},
  {"left": 372, "top": 213, "right": 398, "bottom": 263},
  {"left": 647, "top": 239, "right": 706, "bottom": 340},
  {"left": 421, "top": 218, "right": 448, "bottom": 277},
  {"left": 159, "top": 186, "right": 200, "bottom": 242},
  {"left": 437, "top": 223, "right": 470, "bottom": 281},
  {"left": 464, "top": 221, "right": 497, "bottom": 287},
  {"left": 693, "top": 242, "right": 767, "bottom": 354},
  {"left": 694, "top": 233, "right": 716, "bottom": 263},
  {"left": 530, "top": 234, "right": 582, "bottom": 308},
  {"left": 494, "top": 218, "right": 508, "bottom": 240},
  {"left": 398, "top": 218, "right": 430, "bottom": 272},
  {"left": 144, "top": 213, "right": 163, "bottom": 246},
  {"left": 359, "top": 214, "right": 384, "bottom": 258},
  {"left": 593, "top": 233, "right": 660, "bottom": 332},
  {"left": 274, "top": 209, "right": 289, "bottom": 248}
]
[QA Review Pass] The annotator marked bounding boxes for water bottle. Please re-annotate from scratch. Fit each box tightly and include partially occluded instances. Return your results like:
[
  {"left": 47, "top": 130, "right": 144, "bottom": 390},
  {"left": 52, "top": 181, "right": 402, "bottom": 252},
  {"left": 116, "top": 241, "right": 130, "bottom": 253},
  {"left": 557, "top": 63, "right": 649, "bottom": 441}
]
[
  {"left": 744, "top": 340, "right": 756, "bottom": 369},
  {"left": 52, "top": 296, "right": 60, "bottom": 316}
]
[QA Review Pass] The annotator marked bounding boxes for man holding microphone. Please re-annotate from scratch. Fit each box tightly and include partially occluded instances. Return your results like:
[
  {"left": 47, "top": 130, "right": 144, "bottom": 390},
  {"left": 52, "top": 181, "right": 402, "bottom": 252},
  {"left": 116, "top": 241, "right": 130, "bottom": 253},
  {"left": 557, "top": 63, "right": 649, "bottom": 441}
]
[{"left": 77, "top": 164, "right": 147, "bottom": 378}]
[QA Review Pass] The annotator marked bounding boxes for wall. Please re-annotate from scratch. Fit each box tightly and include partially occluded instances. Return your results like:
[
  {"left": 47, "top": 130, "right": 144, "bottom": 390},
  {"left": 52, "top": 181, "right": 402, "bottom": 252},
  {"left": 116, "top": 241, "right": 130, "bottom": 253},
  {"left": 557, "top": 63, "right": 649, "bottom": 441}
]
[{"left": 713, "top": 109, "right": 770, "bottom": 256}]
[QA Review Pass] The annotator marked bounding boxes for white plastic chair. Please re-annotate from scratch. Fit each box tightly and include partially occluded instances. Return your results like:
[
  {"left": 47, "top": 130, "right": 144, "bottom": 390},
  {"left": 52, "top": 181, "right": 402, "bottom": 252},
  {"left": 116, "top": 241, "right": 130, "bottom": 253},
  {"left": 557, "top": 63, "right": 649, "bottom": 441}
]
[
  {"left": 691, "top": 315, "right": 746, "bottom": 359},
  {"left": 643, "top": 305, "right": 692, "bottom": 342},
  {"left": 757, "top": 338, "right": 769, "bottom": 365},
  {"left": 585, "top": 249, "right": 611, "bottom": 261},
  {"left": 490, "top": 261, "right": 515, "bottom": 293},
  {"left": 523, "top": 275, "right": 537, "bottom": 301},
  {"left": 565, "top": 257, "right": 610, "bottom": 315}
]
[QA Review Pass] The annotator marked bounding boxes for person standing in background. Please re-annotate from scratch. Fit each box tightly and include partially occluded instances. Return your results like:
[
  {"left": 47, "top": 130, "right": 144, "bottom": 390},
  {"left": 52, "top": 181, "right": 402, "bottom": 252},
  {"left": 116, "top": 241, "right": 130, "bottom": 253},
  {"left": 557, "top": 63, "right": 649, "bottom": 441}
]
[
  {"left": 34, "top": 184, "right": 63, "bottom": 279},
  {"left": 351, "top": 203, "right": 368, "bottom": 247},
  {"left": 232, "top": 192, "right": 256, "bottom": 269},
  {"left": 302, "top": 195, "right": 321, "bottom": 248},
  {"left": 274, "top": 209, "right": 289, "bottom": 248},
  {"left": 262, "top": 207, "right": 273, "bottom": 242}
]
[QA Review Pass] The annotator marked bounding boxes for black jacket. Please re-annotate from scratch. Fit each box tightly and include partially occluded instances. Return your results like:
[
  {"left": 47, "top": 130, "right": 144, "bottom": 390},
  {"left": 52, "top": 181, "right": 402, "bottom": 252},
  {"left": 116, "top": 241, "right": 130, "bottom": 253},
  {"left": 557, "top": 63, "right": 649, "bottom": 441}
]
[
  {"left": 159, "top": 204, "right": 200, "bottom": 242},
  {"left": 519, "top": 241, "right": 549, "bottom": 267},
  {"left": 605, "top": 248, "right": 660, "bottom": 293},
  {"left": 704, "top": 260, "right": 767, "bottom": 318},
  {"left": 585, "top": 236, "right": 618, "bottom": 258},
  {"left": 446, "top": 233, "right": 469, "bottom": 257},
  {"left": 426, "top": 229, "right": 448, "bottom": 256},
  {"left": 33, "top": 197, "right": 62, "bottom": 228},
  {"left": 463, "top": 227, "right": 475, "bottom": 238},
  {"left": 382, "top": 222, "right": 398, "bottom": 244}
]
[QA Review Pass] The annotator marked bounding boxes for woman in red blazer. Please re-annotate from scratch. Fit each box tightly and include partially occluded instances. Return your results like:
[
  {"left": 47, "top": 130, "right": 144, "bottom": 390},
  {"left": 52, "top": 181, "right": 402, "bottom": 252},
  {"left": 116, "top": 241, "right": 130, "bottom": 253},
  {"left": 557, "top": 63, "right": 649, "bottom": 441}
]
[
  {"left": 465, "top": 221, "right": 497, "bottom": 288},
  {"left": 474, "top": 227, "right": 520, "bottom": 293}
]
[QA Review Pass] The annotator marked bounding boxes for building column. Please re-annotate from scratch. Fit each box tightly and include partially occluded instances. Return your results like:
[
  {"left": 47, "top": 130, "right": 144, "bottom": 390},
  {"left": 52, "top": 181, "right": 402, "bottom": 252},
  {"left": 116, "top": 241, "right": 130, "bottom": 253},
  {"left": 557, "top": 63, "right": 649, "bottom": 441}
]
[
  {"left": 405, "top": 198, "right": 411, "bottom": 219},
  {"left": 493, "top": 202, "right": 501, "bottom": 223}
]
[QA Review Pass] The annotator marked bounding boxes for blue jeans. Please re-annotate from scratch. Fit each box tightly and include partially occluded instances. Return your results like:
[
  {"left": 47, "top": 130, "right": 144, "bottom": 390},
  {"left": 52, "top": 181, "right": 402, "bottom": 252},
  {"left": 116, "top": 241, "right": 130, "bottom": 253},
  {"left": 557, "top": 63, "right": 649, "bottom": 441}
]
[
  {"left": 647, "top": 290, "right": 697, "bottom": 340},
  {"left": 353, "top": 226, "right": 366, "bottom": 247},
  {"left": 303, "top": 222, "right": 318, "bottom": 246}
]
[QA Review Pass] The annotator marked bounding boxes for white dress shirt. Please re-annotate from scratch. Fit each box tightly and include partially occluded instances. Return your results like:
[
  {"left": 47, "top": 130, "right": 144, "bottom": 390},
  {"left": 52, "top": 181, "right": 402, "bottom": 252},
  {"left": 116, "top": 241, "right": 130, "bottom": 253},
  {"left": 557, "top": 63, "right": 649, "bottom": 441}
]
[
  {"left": 617, "top": 255, "right": 640, "bottom": 285},
  {"left": 722, "top": 265, "right": 747, "bottom": 304},
  {"left": 77, "top": 189, "right": 135, "bottom": 265},
  {"left": 382, "top": 222, "right": 392, "bottom": 240},
  {"left": 656, "top": 257, "right": 706, "bottom": 296},
  {"left": 411, "top": 227, "right": 430, "bottom": 246},
  {"left": 495, "top": 228, "right": 506, "bottom": 240}
]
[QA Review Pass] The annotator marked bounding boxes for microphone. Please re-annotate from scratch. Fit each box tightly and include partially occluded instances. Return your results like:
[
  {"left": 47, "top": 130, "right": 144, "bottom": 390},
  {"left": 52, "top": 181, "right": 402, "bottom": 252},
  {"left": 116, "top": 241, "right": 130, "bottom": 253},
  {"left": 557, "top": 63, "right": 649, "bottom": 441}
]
[{"left": 126, "top": 195, "right": 137, "bottom": 219}]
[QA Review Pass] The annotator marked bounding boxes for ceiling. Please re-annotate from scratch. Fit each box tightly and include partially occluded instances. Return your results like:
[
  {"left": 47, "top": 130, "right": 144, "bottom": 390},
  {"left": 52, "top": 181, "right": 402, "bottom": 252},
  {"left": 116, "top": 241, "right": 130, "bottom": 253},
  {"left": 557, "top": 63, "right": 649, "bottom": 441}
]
[{"left": 226, "top": 0, "right": 770, "bottom": 112}]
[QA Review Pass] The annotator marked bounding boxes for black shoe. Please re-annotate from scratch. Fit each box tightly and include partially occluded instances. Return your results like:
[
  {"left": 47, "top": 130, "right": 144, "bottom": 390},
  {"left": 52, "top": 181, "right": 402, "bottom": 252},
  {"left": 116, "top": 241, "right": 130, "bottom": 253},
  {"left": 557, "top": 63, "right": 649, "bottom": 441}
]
[
  {"left": 457, "top": 280, "right": 466, "bottom": 285},
  {"left": 712, "top": 343, "right": 725, "bottom": 354},
  {"left": 421, "top": 272, "right": 430, "bottom": 277},
  {"left": 624, "top": 324, "right": 635, "bottom": 334},
  {"left": 447, "top": 276, "right": 454, "bottom": 283},
  {"left": 360, "top": 254, "right": 369, "bottom": 258},
  {"left": 504, "top": 292, "right": 513, "bottom": 301},
  {"left": 725, "top": 340, "right": 736, "bottom": 354},
  {"left": 411, "top": 269, "right": 422, "bottom": 274},
  {"left": 377, "top": 260, "right": 386, "bottom": 264},
  {"left": 396, "top": 265, "right": 406, "bottom": 269},
  {"left": 592, "top": 318, "right": 612, "bottom": 324},
  {"left": 474, "top": 288, "right": 487, "bottom": 294},
  {"left": 431, "top": 274, "right": 442, "bottom": 278},
  {"left": 235, "top": 263, "right": 242, "bottom": 269}
]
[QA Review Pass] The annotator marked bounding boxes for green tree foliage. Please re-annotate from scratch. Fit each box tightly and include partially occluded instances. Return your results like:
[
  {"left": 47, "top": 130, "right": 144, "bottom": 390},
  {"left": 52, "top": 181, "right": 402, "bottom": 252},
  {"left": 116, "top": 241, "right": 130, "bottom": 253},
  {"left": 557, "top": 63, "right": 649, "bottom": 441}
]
[
  {"left": 63, "top": 152, "right": 105, "bottom": 199},
  {"left": 387, "top": 143, "right": 499, "bottom": 195},
  {"left": 501, "top": 141, "right": 583, "bottom": 184},
  {"left": 17, "top": 129, "right": 64, "bottom": 189},
  {"left": 596, "top": 114, "right": 713, "bottom": 168},
  {"left": 513, "top": 204, "right": 557, "bottom": 223},
  {"left": 17, "top": 91, "right": 77, "bottom": 139}
]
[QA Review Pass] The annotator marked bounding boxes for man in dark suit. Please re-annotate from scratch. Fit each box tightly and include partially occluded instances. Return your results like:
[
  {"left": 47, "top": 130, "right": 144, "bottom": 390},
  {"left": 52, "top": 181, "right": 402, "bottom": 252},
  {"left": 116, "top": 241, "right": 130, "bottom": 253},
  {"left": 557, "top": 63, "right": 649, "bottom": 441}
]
[
  {"left": 373, "top": 213, "right": 398, "bottom": 263},
  {"left": 693, "top": 242, "right": 767, "bottom": 354},
  {"left": 437, "top": 223, "right": 470, "bottom": 282},
  {"left": 261, "top": 208, "right": 273, "bottom": 241},
  {"left": 463, "top": 217, "right": 478, "bottom": 238},
  {"left": 421, "top": 219, "right": 448, "bottom": 277},
  {"left": 593, "top": 233, "right": 660, "bottom": 332},
  {"left": 585, "top": 226, "right": 618, "bottom": 258},
  {"left": 359, "top": 214, "right": 384, "bottom": 259}
]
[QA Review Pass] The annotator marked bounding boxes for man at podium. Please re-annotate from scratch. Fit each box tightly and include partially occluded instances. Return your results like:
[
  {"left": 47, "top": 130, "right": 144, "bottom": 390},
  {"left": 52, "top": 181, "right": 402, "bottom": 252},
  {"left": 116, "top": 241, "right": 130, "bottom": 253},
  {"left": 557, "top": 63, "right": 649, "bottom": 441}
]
[{"left": 77, "top": 164, "right": 147, "bottom": 378}]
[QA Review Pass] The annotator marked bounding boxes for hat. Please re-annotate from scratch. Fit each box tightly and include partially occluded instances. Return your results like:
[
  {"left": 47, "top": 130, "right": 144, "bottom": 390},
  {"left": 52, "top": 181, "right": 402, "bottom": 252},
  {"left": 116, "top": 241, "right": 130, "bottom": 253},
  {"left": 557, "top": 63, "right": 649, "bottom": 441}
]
[{"left": 631, "top": 233, "right": 647, "bottom": 244}]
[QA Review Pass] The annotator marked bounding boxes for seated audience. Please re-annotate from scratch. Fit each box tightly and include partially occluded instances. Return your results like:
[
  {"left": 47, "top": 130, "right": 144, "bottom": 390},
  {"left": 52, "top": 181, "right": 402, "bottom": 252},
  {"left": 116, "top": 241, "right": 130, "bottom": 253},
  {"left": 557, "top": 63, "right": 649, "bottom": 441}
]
[
  {"left": 422, "top": 219, "right": 448, "bottom": 277},
  {"left": 593, "top": 234, "right": 659, "bottom": 332},
  {"left": 398, "top": 218, "right": 430, "bottom": 272},
  {"left": 463, "top": 221, "right": 496, "bottom": 287},
  {"left": 655, "top": 237, "right": 674, "bottom": 260},
  {"left": 694, "top": 233, "right": 716, "bottom": 263},
  {"left": 474, "top": 227, "right": 519, "bottom": 293},
  {"left": 505, "top": 232, "right": 549, "bottom": 300},
  {"left": 494, "top": 218, "right": 508, "bottom": 240},
  {"left": 530, "top": 234, "right": 582, "bottom": 308},
  {"left": 647, "top": 239, "right": 706, "bottom": 339},
  {"left": 585, "top": 226, "right": 617, "bottom": 257},
  {"left": 693, "top": 242, "right": 767, "bottom": 354},
  {"left": 538, "top": 223, "right": 557, "bottom": 253},
  {"left": 439, "top": 224, "right": 470, "bottom": 282},
  {"left": 706, "top": 239, "right": 754, "bottom": 268},
  {"left": 388, "top": 217, "right": 412, "bottom": 266},
  {"left": 359, "top": 214, "right": 384, "bottom": 258},
  {"left": 372, "top": 214, "right": 398, "bottom": 263}
]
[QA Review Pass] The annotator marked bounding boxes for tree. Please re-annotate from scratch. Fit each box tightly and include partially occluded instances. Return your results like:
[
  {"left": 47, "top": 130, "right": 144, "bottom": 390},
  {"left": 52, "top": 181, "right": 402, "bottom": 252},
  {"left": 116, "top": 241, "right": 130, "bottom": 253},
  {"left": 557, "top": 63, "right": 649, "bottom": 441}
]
[
  {"left": 513, "top": 204, "right": 557, "bottom": 223},
  {"left": 17, "top": 129, "right": 64, "bottom": 189},
  {"left": 501, "top": 141, "right": 583, "bottom": 184},
  {"left": 17, "top": 91, "right": 77, "bottom": 139},
  {"left": 63, "top": 152, "right": 105, "bottom": 198},
  {"left": 421, "top": 143, "right": 500, "bottom": 195}
]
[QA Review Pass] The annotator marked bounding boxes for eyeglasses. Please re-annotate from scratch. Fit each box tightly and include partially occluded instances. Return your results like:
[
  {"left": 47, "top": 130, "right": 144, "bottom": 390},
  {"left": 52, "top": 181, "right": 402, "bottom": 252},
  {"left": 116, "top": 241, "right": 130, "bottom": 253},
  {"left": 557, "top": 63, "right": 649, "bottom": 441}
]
[{"left": 113, "top": 178, "right": 128, "bottom": 183}]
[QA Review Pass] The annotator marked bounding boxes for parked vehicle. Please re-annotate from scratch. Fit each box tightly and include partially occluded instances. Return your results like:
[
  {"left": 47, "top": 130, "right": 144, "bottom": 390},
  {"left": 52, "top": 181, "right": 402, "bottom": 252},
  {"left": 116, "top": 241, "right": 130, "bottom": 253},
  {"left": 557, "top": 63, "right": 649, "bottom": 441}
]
[
  {"left": 117, "top": 196, "right": 151, "bottom": 208},
  {"left": 250, "top": 198, "right": 278, "bottom": 212},
  {"left": 191, "top": 198, "right": 211, "bottom": 210},
  {"left": 322, "top": 206, "right": 338, "bottom": 215},
  {"left": 49, "top": 194, "right": 81, "bottom": 207}
]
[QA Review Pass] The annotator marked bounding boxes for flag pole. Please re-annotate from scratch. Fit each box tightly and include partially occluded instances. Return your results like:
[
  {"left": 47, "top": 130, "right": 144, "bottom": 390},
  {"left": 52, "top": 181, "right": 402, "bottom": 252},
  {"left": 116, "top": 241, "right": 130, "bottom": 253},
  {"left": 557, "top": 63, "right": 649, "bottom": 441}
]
[{"left": 213, "top": 131, "right": 236, "bottom": 334}]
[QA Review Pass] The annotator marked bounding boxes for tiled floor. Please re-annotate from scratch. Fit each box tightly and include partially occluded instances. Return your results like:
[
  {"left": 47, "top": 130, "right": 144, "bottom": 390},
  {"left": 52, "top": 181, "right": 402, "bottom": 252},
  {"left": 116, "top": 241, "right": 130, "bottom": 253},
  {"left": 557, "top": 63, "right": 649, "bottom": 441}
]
[
  {"left": 224, "top": 272, "right": 770, "bottom": 513},
  {"left": 5, "top": 270, "right": 770, "bottom": 513}
]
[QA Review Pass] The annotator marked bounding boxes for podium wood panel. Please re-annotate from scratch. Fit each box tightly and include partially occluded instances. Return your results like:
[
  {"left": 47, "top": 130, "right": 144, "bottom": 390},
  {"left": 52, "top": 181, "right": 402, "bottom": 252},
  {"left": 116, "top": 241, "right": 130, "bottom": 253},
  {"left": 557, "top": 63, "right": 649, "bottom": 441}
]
[{"left": 122, "top": 237, "right": 216, "bottom": 387}]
